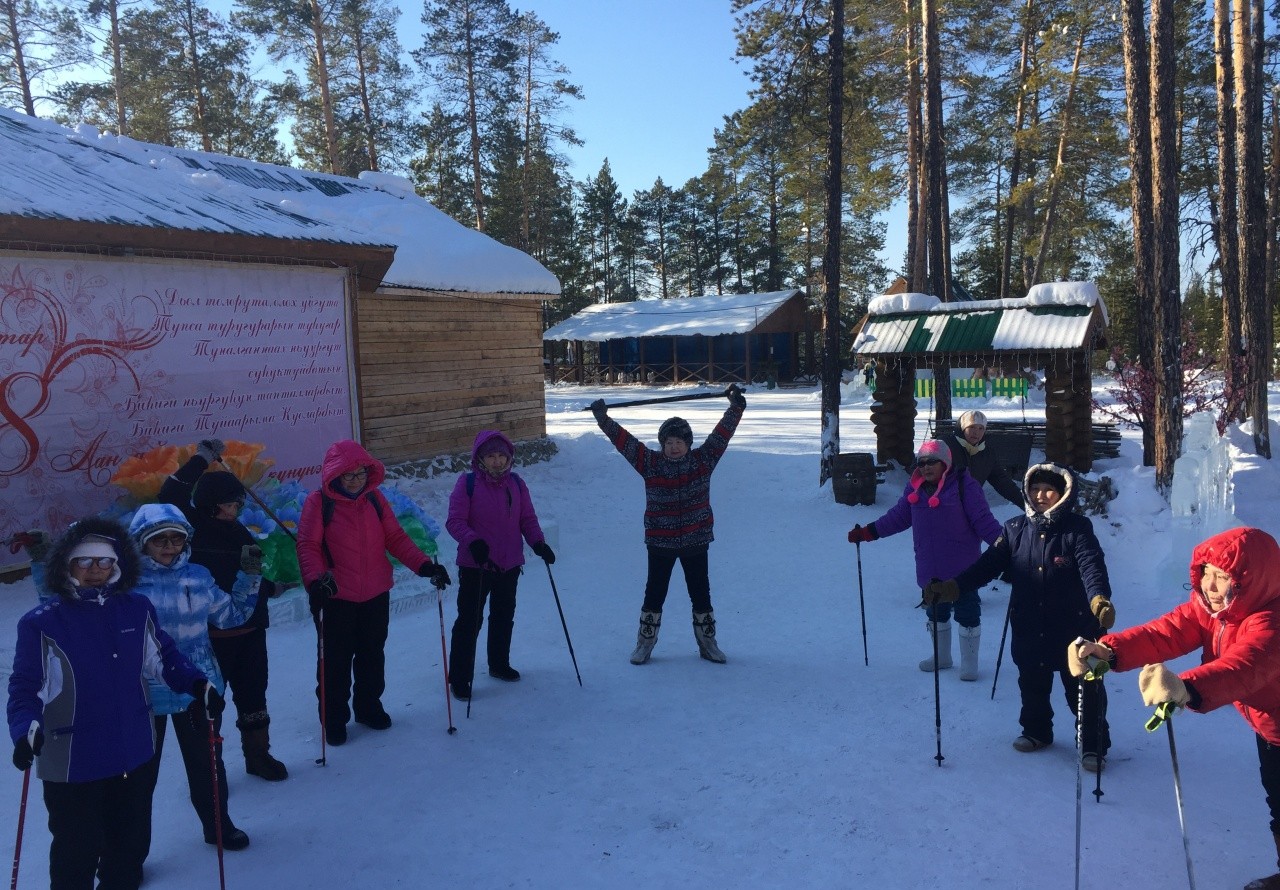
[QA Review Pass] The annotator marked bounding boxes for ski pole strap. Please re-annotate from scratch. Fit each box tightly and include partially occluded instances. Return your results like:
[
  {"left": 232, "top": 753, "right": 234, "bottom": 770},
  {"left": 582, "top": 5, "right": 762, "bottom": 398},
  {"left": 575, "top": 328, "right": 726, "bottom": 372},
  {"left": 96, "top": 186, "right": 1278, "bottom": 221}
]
[
  {"left": 1083, "top": 656, "right": 1110, "bottom": 682},
  {"left": 1145, "top": 701, "right": 1179, "bottom": 732}
]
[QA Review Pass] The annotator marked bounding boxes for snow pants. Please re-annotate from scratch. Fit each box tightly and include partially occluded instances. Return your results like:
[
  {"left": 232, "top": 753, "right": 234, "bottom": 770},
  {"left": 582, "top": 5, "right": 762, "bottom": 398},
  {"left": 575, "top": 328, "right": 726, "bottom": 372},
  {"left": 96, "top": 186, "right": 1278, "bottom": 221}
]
[
  {"left": 450, "top": 565, "right": 520, "bottom": 684},
  {"left": 211, "top": 627, "right": 270, "bottom": 731},
  {"left": 142, "top": 709, "right": 234, "bottom": 842},
  {"left": 315, "top": 592, "right": 391, "bottom": 728},
  {"left": 1257, "top": 735, "right": 1280, "bottom": 833},
  {"left": 44, "top": 769, "right": 154, "bottom": 890},
  {"left": 1016, "top": 664, "right": 1110, "bottom": 755},
  {"left": 642, "top": 545, "right": 711, "bottom": 613}
]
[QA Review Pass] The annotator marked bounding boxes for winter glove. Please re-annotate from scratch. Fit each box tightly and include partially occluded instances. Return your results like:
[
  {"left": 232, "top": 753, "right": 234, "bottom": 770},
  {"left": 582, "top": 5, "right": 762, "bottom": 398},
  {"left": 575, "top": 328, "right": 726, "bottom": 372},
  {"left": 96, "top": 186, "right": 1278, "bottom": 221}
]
[
  {"left": 1090, "top": 595, "right": 1116, "bottom": 630},
  {"left": 532, "top": 541, "right": 556, "bottom": 565},
  {"left": 726, "top": 384, "right": 747, "bottom": 410},
  {"left": 469, "top": 539, "right": 490, "bottom": 566},
  {"left": 196, "top": 438, "right": 225, "bottom": 464},
  {"left": 589, "top": 398, "right": 608, "bottom": 421},
  {"left": 1138, "top": 663, "right": 1190, "bottom": 708},
  {"left": 187, "top": 680, "right": 225, "bottom": 722},
  {"left": 239, "top": 544, "right": 263, "bottom": 574},
  {"left": 308, "top": 572, "right": 338, "bottom": 615},
  {"left": 847, "top": 524, "right": 878, "bottom": 545},
  {"left": 922, "top": 578, "right": 959, "bottom": 605},
  {"left": 11, "top": 722, "right": 42, "bottom": 771},
  {"left": 14, "top": 530, "right": 51, "bottom": 562},
  {"left": 417, "top": 561, "right": 451, "bottom": 590},
  {"left": 1068, "top": 637, "right": 1112, "bottom": 680}
]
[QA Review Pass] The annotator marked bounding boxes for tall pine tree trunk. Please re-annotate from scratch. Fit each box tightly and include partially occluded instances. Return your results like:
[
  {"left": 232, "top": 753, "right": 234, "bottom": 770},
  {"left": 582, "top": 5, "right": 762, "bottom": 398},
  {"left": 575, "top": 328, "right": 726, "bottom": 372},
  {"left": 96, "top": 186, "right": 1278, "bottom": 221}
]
[
  {"left": 820, "top": 0, "right": 844, "bottom": 485},
  {"left": 1150, "top": 0, "right": 1182, "bottom": 492},
  {"left": 921, "top": 0, "right": 951, "bottom": 420},
  {"left": 309, "top": 0, "right": 340, "bottom": 174},
  {"left": 1215, "top": 0, "right": 1243, "bottom": 415},
  {"left": 1029, "top": 26, "right": 1087, "bottom": 286},
  {"left": 1001, "top": 0, "right": 1035, "bottom": 300}
]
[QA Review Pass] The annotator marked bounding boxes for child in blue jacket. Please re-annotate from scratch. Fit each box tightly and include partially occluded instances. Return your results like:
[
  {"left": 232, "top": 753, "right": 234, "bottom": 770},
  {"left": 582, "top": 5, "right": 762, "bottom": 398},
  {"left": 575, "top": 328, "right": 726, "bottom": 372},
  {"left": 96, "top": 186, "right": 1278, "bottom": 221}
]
[{"left": 8, "top": 517, "right": 212, "bottom": 889}]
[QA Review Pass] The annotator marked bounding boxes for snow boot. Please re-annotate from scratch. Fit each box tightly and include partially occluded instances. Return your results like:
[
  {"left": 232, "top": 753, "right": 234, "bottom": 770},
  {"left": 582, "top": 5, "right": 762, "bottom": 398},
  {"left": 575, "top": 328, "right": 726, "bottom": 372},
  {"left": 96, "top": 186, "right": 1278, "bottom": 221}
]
[
  {"left": 240, "top": 718, "right": 288, "bottom": 782},
  {"left": 204, "top": 823, "right": 250, "bottom": 852},
  {"left": 919, "top": 620, "right": 953, "bottom": 672},
  {"left": 692, "top": 610, "right": 727, "bottom": 664},
  {"left": 958, "top": 624, "right": 981, "bottom": 681},
  {"left": 630, "top": 610, "right": 661, "bottom": 665},
  {"left": 1245, "top": 832, "right": 1280, "bottom": 889},
  {"left": 489, "top": 666, "right": 521, "bottom": 681}
]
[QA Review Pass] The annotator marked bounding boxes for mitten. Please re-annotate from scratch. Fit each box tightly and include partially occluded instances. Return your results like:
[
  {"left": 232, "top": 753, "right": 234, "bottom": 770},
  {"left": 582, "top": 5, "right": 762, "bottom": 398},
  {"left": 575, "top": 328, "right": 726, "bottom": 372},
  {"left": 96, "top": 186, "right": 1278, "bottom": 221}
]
[
  {"left": 1138, "top": 663, "right": 1190, "bottom": 708},
  {"left": 589, "top": 398, "right": 608, "bottom": 421},
  {"left": 726, "top": 384, "right": 747, "bottom": 409},
  {"left": 1067, "top": 637, "right": 1112, "bottom": 679},
  {"left": 469, "top": 539, "right": 490, "bottom": 566},
  {"left": 11, "top": 722, "right": 42, "bottom": 771},
  {"left": 1090, "top": 595, "right": 1116, "bottom": 630},
  {"left": 923, "top": 578, "right": 959, "bottom": 605},
  {"left": 196, "top": 438, "right": 225, "bottom": 463},
  {"left": 307, "top": 572, "right": 338, "bottom": 615},
  {"left": 847, "top": 524, "right": 878, "bottom": 544},
  {"left": 532, "top": 541, "right": 556, "bottom": 565},
  {"left": 16, "top": 530, "right": 51, "bottom": 562},
  {"left": 240, "top": 544, "right": 263, "bottom": 574},
  {"left": 187, "top": 680, "right": 225, "bottom": 722}
]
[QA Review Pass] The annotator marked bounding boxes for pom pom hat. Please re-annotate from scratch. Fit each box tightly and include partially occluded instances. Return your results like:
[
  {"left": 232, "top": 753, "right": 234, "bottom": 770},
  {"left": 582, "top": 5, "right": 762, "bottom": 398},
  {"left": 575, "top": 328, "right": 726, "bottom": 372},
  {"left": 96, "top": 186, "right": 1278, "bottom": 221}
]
[{"left": 907, "top": 439, "right": 952, "bottom": 508}]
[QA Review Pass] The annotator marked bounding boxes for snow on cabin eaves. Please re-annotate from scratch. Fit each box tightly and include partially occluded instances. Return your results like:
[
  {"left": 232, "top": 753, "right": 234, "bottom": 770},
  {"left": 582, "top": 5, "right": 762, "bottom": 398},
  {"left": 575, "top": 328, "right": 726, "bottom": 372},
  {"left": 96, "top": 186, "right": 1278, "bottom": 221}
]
[{"left": 0, "top": 107, "right": 559, "bottom": 296}]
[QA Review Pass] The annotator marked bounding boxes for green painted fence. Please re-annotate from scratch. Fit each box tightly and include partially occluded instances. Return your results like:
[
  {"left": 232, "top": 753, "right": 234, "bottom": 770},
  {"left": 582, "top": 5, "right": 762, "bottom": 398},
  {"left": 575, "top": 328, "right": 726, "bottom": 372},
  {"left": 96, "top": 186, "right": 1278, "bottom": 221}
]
[{"left": 913, "top": 377, "right": 1029, "bottom": 399}]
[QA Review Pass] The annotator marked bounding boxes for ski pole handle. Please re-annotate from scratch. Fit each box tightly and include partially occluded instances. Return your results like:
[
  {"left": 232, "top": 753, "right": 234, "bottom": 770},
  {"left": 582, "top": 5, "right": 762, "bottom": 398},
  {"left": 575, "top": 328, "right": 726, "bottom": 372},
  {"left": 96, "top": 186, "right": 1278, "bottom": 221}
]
[{"left": 1145, "top": 701, "right": 1179, "bottom": 732}]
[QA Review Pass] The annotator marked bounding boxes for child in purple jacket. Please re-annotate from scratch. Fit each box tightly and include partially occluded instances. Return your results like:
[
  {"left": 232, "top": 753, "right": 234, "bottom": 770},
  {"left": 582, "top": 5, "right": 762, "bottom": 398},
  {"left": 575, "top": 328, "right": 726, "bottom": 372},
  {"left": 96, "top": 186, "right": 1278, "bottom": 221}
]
[
  {"left": 848, "top": 438, "right": 1002, "bottom": 679},
  {"left": 445, "top": 431, "right": 553, "bottom": 701}
]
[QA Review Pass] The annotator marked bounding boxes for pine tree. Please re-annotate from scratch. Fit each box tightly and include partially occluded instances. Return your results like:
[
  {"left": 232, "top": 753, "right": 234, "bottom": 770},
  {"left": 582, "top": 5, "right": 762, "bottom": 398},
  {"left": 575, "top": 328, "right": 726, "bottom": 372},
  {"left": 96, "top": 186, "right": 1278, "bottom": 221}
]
[{"left": 0, "top": 0, "right": 91, "bottom": 116}]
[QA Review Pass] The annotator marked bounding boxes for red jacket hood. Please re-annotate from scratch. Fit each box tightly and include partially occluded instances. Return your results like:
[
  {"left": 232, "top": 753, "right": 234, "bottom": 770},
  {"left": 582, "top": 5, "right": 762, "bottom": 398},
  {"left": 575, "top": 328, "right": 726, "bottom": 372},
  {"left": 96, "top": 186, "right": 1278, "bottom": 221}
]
[
  {"left": 1189, "top": 527, "right": 1280, "bottom": 621},
  {"left": 320, "top": 440, "right": 386, "bottom": 492}
]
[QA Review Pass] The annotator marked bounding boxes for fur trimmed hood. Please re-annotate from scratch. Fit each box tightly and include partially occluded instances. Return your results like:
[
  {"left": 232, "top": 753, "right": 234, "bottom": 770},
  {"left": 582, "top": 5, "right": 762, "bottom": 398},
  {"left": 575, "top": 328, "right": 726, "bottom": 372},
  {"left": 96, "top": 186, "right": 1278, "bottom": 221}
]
[{"left": 43, "top": 516, "right": 141, "bottom": 600}]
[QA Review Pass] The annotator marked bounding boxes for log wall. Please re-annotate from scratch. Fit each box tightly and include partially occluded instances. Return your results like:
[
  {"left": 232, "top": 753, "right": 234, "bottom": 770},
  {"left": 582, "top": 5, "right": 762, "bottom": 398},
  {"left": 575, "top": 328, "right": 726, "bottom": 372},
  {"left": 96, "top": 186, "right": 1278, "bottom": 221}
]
[{"left": 358, "top": 288, "right": 549, "bottom": 461}]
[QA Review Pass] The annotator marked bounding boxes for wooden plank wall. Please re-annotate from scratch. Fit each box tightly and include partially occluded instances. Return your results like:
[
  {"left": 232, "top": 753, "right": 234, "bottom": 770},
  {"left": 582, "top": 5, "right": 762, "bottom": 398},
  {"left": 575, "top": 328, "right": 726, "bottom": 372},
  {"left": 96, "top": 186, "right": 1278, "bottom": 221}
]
[{"left": 358, "top": 288, "right": 549, "bottom": 462}]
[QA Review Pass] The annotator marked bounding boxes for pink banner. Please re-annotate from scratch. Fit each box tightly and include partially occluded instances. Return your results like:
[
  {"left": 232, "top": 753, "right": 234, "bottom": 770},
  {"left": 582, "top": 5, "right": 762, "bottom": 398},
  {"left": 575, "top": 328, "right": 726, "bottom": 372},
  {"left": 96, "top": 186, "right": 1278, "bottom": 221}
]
[{"left": 0, "top": 255, "right": 355, "bottom": 564}]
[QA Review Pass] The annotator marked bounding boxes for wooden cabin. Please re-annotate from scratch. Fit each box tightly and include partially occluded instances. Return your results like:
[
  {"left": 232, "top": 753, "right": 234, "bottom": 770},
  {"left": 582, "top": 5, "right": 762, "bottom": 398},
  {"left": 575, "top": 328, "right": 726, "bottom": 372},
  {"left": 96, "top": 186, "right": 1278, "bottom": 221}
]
[{"left": 543, "top": 289, "right": 820, "bottom": 385}]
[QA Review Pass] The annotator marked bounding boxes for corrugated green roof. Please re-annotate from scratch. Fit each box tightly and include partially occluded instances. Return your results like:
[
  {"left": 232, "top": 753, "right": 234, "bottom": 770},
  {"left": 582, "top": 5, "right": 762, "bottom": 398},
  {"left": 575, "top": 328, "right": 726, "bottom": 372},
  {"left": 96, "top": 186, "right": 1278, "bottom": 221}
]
[{"left": 855, "top": 303, "right": 1097, "bottom": 355}]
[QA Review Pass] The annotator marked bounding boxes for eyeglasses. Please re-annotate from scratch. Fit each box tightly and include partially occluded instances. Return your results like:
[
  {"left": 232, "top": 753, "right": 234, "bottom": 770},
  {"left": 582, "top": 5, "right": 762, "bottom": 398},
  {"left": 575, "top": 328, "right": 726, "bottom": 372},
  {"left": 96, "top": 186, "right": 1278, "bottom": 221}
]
[
  {"left": 340, "top": 469, "right": 368, "bottom": 483},
  {"left": 147, "top": 533, "right": 188, "bottom": 548},
  {"left": 917, "top": 458, "right": 943, "bottom": 467},
  {"left": 70, "top": 556, "right": 117, "bottom": 569}
]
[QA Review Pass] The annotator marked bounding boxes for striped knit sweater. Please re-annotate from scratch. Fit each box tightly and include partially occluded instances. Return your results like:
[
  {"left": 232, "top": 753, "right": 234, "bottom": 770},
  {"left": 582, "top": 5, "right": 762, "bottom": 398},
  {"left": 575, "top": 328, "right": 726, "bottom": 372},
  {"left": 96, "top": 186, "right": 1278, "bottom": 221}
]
[{"left": 597, "top": 403, "right": 743, "bottom": 549}]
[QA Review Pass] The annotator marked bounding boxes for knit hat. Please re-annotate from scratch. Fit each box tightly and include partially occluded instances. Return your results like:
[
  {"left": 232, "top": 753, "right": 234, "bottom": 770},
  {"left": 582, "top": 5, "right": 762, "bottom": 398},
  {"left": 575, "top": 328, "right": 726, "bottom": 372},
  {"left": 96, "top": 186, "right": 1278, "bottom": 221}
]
[
  {"left": 658, "top": 417, "right": 693, "bottom": 448},
  {"left": 68, "top": 537, "right": 118, "bottom": 564},
  {"left": 907, "top": 439, "right": 953, "bottom": 508},
  {"left": 1026, "top": 466, "right": 1067, "bottom": 495},
  {"left": 192, "top": 471, "right": 246, "bottom": 510},
  {"left": 958, "top": 410, "right": 987, "bottom": 431}
]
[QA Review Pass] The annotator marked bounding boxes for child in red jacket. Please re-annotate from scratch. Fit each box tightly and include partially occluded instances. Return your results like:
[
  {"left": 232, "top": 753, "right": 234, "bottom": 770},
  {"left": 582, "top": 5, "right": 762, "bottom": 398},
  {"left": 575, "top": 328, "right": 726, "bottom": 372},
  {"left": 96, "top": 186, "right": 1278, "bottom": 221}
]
[
  {"left": 297, "top": 440, "right": 450, "bottom": 746},
  {"left": 1071, "top": 527, "right": 1280, "bottom": 888}
]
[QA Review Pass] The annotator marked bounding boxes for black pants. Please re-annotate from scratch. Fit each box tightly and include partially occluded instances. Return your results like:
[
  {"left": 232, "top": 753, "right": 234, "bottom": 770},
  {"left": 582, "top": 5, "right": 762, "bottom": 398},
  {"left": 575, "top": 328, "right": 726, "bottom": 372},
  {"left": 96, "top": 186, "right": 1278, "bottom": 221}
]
[
  {"left": 315, "top": 592, "right": 390, "bottom": 728},
  {"left": 450, "top": 566, "right": 520, "bottom": 685},
  {"left": 211, "top": 628, "right": 270, "bottom": 731},
  {"left": 1258, "top": 735, "right": 1280, "bottom": 834},
  {"left": 642, "top": 545, "right": 711, "bottom": 613},
  {"left": 142, "top": 709, "right": 233, "bottom": 841},
  {"left": 1016, "top": 664, "right": 1110, "bottom": 755},
  {"left": 44, "top": 770, "right": 154, "bottom": 890}
]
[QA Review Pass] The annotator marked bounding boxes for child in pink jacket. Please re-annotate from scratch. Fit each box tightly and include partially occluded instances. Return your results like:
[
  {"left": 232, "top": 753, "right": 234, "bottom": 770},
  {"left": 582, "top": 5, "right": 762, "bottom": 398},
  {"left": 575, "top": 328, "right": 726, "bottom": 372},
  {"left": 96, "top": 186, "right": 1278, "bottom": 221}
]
[
  {"left": 297, "top": 440, "right": 450, "bottom": 745},
  {"left": 445, "top": 431, "right": 553, "bottom": 701}
]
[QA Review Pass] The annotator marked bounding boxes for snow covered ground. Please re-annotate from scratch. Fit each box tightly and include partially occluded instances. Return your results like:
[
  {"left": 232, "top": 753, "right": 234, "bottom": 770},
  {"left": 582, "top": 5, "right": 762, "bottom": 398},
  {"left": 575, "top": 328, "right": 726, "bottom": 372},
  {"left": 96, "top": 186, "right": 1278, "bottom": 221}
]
[{"left": 1, "top": 379, "right": 1277, "bottom": 888}]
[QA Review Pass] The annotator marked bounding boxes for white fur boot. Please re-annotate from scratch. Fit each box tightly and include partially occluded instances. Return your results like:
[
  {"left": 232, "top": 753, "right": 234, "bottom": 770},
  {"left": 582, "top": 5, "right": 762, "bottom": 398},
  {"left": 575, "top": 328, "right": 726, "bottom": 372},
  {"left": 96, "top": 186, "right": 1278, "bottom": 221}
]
[{"left": 918, "top": 621, "right": 953, "bottom": 672}]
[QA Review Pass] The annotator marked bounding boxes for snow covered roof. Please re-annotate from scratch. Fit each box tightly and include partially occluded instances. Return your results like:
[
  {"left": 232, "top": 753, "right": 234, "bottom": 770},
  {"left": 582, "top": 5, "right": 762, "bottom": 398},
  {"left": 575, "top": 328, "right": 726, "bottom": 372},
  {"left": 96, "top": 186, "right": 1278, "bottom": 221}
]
[
  {"left": 0, "top": 107, "right": 559, "bottom": 295},
  {"left": 543, "top": 290, "right": 804, "bottom": 341},
  {"left": 853, "top": 281, "right": 1108, "bottom": 355}
]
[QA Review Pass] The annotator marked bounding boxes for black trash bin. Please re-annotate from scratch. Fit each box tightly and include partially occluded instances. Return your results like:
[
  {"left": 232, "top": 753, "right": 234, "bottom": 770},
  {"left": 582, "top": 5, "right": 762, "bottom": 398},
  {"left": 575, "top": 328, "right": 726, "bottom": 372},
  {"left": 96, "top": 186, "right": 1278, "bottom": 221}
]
[{"left": 832, "top": 452, "right": 878, "bottom": 506}]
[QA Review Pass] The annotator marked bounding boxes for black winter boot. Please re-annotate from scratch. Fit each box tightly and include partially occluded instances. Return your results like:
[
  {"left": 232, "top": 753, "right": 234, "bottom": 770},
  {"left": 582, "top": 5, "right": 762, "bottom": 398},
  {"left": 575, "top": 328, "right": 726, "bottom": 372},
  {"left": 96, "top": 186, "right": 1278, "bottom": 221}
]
[{"left": 239, "top": 714, "right": 288, "bottom": 781}]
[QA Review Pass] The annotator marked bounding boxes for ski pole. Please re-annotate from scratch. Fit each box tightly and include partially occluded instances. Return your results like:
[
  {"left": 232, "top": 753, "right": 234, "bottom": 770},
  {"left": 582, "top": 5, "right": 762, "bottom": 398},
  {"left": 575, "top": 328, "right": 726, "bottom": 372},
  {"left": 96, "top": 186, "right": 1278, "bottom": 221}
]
[
  {"left": 855, "top": 542, "right": 868, "bottom": 666},
  {"left": 1092, "top": 677, "right": 1106, "bottom": 803},
  {"left": 580, "top": 386, "right": 733, "bottom": 411},
  {"left": 931, "top": 614, "right": 944, "bottom": 766},
  {"left": 1147, "top": 703, "right": 1197, "bottom": 890},
  {"left": 544, "top": 564, "right": 582, "bottom": 686},
  {"left": 990, "top": 596, "right": 1012, "bottom": 700},
  {"left": 436, "top": 593, "right": 457, "bottom": 735},
  {"left": 315, "top": 608, "right": 327, "bottom": 766},
  {"left": 9, "top": 725, "right": 35, "bottom": 890},
  {"left": 1074, "top": 675, "right": 1085, "bottom": 890},
  {"left": 204, "top": 709, "right": 227, "bottom": 890}
]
